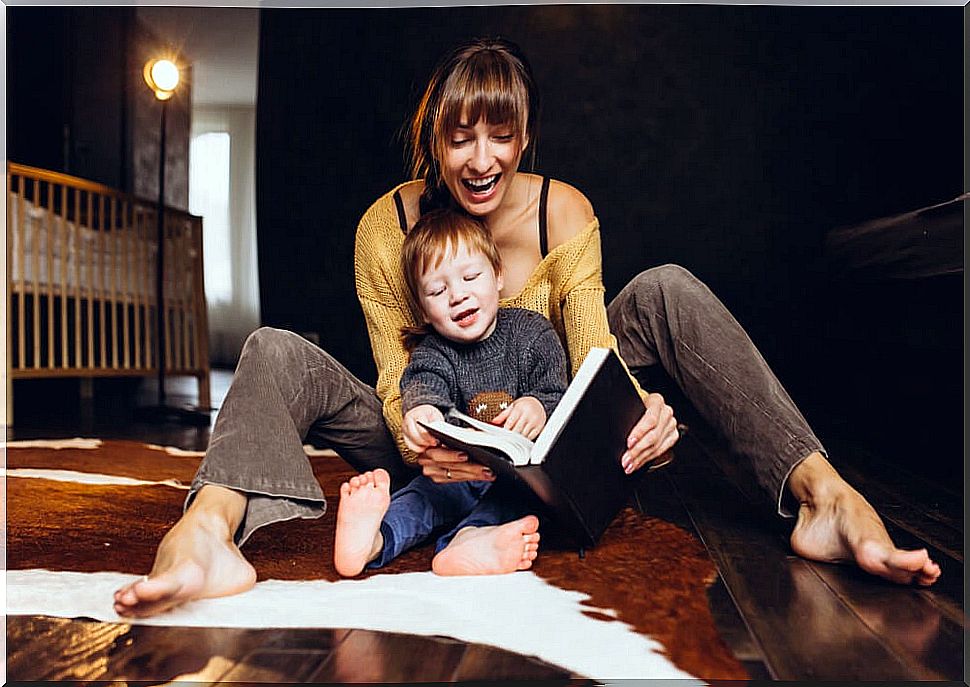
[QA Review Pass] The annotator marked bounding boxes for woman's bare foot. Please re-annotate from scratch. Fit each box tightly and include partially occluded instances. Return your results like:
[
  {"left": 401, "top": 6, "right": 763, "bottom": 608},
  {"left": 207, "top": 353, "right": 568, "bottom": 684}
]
[
  {"left": 333, "top": 469, "right": 391, "bottom": 577},
  {"left": 788, "top": 453, "right": 941, "bottom": 586},
  {"left": 113, "top": 485, "right": 256, "bottom": 618},
  {"left": 432, "top": 515, "right": 540, "bottom": 576}
]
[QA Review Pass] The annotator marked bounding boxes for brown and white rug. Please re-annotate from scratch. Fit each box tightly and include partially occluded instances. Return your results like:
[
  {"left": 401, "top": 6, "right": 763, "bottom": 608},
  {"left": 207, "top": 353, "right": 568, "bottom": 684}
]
[{"left": 5, "top": 438, "right": 746, "bottom": 681}]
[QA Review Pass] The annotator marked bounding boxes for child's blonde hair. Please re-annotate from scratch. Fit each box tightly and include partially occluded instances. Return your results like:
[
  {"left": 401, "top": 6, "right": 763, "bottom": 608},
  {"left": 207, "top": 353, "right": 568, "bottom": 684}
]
[{"left": 400, "top": 208, "right": 502, "bottom": 351}]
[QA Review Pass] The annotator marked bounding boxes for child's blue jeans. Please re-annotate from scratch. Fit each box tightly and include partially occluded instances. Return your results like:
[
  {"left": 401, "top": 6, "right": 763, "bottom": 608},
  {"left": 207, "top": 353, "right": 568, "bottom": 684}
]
[{"left": 367, "top": 475, "right": 537, "bottom": 568}]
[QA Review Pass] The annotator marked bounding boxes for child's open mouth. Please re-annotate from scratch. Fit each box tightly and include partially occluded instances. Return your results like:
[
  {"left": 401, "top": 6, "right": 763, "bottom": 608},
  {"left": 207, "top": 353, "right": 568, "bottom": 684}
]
[{"left": 453, "top": 307, "right": 479, "bottom": 327}]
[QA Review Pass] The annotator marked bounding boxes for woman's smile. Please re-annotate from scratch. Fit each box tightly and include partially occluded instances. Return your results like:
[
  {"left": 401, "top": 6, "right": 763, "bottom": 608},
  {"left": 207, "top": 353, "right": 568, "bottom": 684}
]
[{"left": 462, "top": 174, "right": 501, "bottom": 197}]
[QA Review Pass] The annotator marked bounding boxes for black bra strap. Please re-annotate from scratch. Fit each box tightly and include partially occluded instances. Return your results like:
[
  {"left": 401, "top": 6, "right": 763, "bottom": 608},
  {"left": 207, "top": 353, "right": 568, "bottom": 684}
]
[
  {"left": 393, "top": 190, "right": 408, "bottom": 233},
  {"left": 538, "top": 176, "right": 551, "bottom": 258}
]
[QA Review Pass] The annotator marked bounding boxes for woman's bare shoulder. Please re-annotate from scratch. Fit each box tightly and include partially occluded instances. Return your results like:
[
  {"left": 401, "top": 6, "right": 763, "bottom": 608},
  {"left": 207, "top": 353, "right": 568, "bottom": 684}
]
[
  {"left": 395, "top": 180, "right": 425, "bottom": 230},
  {"left": 546, "top": 179, "right": 596, "bottom": 250}
]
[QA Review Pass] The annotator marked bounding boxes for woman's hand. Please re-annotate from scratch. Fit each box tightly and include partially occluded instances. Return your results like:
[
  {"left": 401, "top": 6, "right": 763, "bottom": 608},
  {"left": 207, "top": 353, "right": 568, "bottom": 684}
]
[
  {"left": 402, "top": 404, "right": 445, "bottom": 455},
  {"left": 417, "top": 446, "right": 495, "bottom": 483},
  {"left": 621, "top": 392, "right": 679, "bottom": 474},
  {"left": 491, "top": 396, "right": 546, "bottom": 440}
]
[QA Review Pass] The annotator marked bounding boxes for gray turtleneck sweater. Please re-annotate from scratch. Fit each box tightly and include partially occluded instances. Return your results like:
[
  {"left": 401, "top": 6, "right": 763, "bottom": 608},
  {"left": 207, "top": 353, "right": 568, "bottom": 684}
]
[{"left": 401, "top": 308, "right": 568, "bottom": 420}]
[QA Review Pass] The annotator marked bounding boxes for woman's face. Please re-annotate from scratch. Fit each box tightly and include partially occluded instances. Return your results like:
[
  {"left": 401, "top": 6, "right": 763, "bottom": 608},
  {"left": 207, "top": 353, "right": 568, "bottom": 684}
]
[{"left": 439, "top": 116, "right": 528, "bottom": 218}]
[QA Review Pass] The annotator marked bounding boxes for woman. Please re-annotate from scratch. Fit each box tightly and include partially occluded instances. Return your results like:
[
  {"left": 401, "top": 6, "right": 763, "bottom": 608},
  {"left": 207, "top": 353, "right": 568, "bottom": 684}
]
[{"left": 114, "top": 37, "right": 938, "bottom": 618}]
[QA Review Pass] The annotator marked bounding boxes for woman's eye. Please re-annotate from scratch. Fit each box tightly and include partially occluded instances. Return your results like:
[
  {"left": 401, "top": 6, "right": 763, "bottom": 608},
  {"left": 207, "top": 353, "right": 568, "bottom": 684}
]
[
  {"left": 494, "top": 135, "right": 515, "bottom": 142},
  {"left": 451, "top": 138, "right": 471, "bottom": 147}
]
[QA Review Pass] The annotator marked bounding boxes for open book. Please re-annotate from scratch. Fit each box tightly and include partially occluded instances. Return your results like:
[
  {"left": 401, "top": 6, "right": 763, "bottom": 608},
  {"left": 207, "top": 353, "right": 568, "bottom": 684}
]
[{"left": 419, "top": 347, "right": 645, "bottom": 547}]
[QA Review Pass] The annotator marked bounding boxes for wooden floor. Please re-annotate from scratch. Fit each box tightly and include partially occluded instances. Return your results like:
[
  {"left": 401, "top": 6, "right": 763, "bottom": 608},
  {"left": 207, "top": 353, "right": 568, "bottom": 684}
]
[{"left": 6, "top": 370, "right": 965, "bottom": 683}]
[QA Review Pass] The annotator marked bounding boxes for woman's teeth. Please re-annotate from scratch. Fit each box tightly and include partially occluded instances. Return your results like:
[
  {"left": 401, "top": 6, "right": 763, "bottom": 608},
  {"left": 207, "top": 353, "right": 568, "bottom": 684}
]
[{"left": 462, "top": 175, "right": 499, "bottom": 193}]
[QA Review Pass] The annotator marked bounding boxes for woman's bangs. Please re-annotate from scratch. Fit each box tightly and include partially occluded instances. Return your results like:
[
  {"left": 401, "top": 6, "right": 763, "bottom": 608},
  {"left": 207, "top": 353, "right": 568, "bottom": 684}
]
[{"left": 436, "top": 65, "right": 527, "bottom": 141}]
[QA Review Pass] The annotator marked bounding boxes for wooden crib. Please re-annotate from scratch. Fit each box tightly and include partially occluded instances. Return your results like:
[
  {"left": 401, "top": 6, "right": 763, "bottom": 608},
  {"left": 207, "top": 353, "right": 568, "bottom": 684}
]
[{"left": 5, "top": 162, "right": 210, "bottom": 419}]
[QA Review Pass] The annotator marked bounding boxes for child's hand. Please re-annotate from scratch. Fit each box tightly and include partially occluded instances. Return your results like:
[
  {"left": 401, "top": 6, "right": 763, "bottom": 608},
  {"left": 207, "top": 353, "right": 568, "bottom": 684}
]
[
  {"left": 402, "top": 404, "right": 445, "bottom": 454},
  {"left": 492, "top": 396, "right": 546, "bottom": 440}
]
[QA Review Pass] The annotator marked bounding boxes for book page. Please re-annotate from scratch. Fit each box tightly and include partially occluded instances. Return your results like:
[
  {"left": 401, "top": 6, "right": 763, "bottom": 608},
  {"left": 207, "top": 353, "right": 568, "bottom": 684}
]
[
  {"left": 446, "top": 408, "right": 535, "bottom": 457},
  {"left": 421, "top": 417, "right": 534, "bottom": 466}
]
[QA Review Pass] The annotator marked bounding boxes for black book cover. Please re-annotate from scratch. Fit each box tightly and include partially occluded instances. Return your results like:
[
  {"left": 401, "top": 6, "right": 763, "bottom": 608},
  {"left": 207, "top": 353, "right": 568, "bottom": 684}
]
[{"left": 422, "top": 348, "right": 644, "bottom": 547}]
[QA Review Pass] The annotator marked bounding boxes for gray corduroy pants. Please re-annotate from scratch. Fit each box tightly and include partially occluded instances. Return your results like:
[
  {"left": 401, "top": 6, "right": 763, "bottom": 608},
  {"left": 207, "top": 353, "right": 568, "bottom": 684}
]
[{"left": 189, "top": 264, "right": 823, "bottom": 545}]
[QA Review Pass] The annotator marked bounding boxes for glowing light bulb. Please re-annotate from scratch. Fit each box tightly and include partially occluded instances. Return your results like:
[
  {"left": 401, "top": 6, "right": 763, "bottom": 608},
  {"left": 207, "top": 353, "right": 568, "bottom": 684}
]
[
  {"left": 144, "top": 58, "right": 181, "bottom": 100},
  {"left": 151, "top": 60, "right": 180, "bottom": 92}
]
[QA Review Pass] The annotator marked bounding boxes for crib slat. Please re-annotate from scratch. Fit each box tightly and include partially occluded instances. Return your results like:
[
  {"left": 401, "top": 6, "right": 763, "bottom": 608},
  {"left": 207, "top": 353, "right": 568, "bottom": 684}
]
[
  {"left": 180, "top": 221, "right": 190, "bottom": 371},
  {"left": 144, "top": 206, "right": 154, "bottom": 372},
  {"left": 44, "top": 183, "right": 56, "bottom": 368},
  {"left": 169, "top": 214, "right": 180, "bottom": 373},
  {"left": 174, "top": 218, "right": 185, "bottom": 372},
  {"left": 98, "top": 194, "right": 107, "bottom": 369},
  {"left": 73, "top": 187, "right": 82, "bottom": 369},
  {"left": 46, "top": 179, "right": 56, "bottom": 369},
  {"left": 85, "top": 191, "right": 95, "bottom": 370},
  {"left": 131, "top": 206, "right": 141, "bottom": 369},
  {"left": 121, "top": 199, "right": 131, "bottom": 369},
  {"left": 110, "top": 196, "right": 119, "bottom": 370},
  {"left": 32, "top": 179, "right": 41, "bottom": 369},
  {"left": 15, "top": 173, "right": 26, "bottom": 371},
  {"left": 59, "top": 184, "right": 69, "bottom": 369},
  {"left": 163, "top": 214, "right": 172, "bottom": 373},
  {"left": 6, "top": 172, "right": 13, "bottom": 416}
]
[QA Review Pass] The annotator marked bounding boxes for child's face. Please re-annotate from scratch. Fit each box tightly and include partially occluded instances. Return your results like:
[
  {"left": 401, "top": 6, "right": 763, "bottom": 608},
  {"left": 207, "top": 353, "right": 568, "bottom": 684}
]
[{"left": 418, "top": 241, "right": 503, "bottom": 345}]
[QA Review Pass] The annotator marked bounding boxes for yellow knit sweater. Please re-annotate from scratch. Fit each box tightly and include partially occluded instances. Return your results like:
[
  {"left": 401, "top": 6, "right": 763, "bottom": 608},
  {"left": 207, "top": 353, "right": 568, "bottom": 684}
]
[{"left": 354, "top": 181, "right": 648, "bottom": 463}]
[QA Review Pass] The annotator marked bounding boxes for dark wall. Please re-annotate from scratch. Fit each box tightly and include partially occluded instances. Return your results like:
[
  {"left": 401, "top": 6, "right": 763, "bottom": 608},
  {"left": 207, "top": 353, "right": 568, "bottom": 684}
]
[
  {"left": 8, "top": 7, "right": 191, "bottom": 210},
  {"left": 256, "top": 6, "right": 961, "bottom": 470}
]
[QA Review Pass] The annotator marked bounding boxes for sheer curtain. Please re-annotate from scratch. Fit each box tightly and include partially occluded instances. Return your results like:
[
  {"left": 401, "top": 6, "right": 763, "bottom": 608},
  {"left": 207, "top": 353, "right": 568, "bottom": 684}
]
[{"left": 190, "top": 106, "right": 261, "bottom": 366}]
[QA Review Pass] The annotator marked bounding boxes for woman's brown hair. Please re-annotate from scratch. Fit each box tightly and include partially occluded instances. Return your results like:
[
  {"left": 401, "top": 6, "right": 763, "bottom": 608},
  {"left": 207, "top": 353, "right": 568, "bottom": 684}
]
[
  {"left": 407, "top": 37, "right": 540, "bottom": 215},
  {"left": 399, "top": 208, "right": 503, "bottom": 352}
]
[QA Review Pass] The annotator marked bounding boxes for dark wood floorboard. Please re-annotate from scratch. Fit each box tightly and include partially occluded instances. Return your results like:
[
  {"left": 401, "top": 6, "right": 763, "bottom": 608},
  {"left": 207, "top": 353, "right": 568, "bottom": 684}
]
[
  {"left": 633, "top": 468, "right": 771, "bottom": 678},
  {"left": 830, "top": 440, "right": 963, "bottom": 562},
  {"left": 666, "top": 432, "right": 963, "bottom": 681},
  {"left": 6, "top": 616, "right": 575, "bottom": 684}
]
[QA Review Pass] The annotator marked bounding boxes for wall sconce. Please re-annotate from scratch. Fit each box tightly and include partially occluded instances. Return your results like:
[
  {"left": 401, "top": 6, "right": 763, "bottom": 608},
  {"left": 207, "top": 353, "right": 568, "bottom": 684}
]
[{"left": 143, "top": 58, "right": 180, "bottom": 101}]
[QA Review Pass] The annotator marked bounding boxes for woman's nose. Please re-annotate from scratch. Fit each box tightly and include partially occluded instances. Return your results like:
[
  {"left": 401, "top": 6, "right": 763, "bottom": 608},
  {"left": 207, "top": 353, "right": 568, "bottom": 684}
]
[{"left": 468, "top": 140, "right": 492, "bottom": 173}]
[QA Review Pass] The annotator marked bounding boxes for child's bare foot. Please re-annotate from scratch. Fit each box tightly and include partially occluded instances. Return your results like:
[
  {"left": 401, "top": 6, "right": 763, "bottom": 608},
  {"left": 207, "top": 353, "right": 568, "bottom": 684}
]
[
  {"left": 789, "top": 453, "right": 941, "bottom": 586},
  {"left": 334, "top": 469, "right": 391, "bottom": 577},
  {"left": 432, "top": 515, "right": 540, "bottom": 576},
  {"left": 113, "top": 485, "right": 256, "bottom": 618}
]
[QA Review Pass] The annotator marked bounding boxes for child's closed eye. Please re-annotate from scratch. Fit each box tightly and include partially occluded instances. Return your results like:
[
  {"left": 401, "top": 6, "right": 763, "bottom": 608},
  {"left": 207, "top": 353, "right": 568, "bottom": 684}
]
[{"left": 463, "top": 272, "right": 482, "bottom": 282}]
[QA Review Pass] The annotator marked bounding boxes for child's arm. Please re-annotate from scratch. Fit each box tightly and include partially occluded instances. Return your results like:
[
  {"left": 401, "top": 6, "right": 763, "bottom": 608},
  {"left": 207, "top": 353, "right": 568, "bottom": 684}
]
[
  {"left": 402, "top": 404, "right": 445, "bottom": 454},
  {"left": 494, "top": 317, "right": 570, "bottom": 440},
  {"left": 400, "top": 342, "right": 459, "bottom": 451}
]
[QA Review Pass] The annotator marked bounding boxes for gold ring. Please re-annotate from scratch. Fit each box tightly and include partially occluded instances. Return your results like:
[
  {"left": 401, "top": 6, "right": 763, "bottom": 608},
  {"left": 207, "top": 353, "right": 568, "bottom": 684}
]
[{"left": 446, "top": 469, "right": 452, "bottom": 480}]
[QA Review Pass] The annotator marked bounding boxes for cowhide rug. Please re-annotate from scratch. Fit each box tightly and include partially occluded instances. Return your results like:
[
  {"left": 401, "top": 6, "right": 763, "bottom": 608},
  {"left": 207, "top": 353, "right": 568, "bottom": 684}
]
[{"left": 5, "top": 438, "right": 747, "bottom": 681}]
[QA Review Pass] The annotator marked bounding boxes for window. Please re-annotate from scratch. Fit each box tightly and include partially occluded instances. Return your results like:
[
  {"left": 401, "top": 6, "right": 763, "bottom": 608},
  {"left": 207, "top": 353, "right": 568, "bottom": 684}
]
[{"left": 189, "top": 132, "right": 232, "bottom": 304}]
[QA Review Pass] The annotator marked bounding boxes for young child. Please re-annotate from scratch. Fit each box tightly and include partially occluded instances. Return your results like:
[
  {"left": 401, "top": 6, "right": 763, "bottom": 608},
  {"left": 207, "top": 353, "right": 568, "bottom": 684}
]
[{"left": 333, "top": 208, "right": 569, "bottom": 577}]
